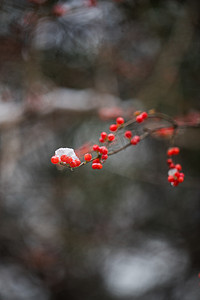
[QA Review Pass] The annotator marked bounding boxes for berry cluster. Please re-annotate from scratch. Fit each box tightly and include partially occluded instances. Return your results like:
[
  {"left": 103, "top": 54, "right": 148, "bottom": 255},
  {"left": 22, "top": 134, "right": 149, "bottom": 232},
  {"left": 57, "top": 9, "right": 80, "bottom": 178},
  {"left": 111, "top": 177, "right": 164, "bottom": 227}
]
[
  {"left": 91, "top": 145, "right": 109, "bottom": 170},
  {"left": 124, "top": 130, "right": 140, "bottom": 145},
  {"left": 136, "top": 111, "right": 148, "bottom": 123},
  {"left": 99, "top": 131, "right": 115, "bottom": 143},
  {"left": 51, "top": 148, "right": 81, "bottom": 168},
  {"left": 167, "top": 147, "right": 184, "bottom": 186},
  {"left": 109, "top": 117, "right": 125, "bottom": 132},
  {"left": 98, "top": 116, "right": 125, "bottom": 143}
]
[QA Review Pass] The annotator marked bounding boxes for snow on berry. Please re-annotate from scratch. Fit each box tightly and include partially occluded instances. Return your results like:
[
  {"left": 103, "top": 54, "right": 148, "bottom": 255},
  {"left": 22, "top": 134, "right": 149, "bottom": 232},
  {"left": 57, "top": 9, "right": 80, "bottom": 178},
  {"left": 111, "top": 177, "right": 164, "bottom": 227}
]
[
  {"left": 52, "top": 147, "right": 80, "bottom": 168},
  {"left": 55, "top": 148, "right": 78, "bottom": 161}
]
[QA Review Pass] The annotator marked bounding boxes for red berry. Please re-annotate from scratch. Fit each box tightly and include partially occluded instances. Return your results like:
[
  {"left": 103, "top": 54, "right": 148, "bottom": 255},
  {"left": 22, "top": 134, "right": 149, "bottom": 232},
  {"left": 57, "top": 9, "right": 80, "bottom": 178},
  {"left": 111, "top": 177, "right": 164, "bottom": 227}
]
[
  {"left": 64, "top": 156, "right": 73, "bottom": 164},
  {"left": 175, "top": 164, "right": 182, "bottom": 171},
  {"left": 99, "top": 137, "right": 105, "bottom": 143},
  {"left": 102, "top": 154, "right": 108, "bottom": 160},
  {"left": 141, "top": 112, "right": 148, "bottom": 120},
  {"left": 51, "top": 156, "right": 60, "bottom": 164},
  {"left": 179, "top": 172, "right": 185, "bottom": 178},
  {"left": 167, "top": 158, "right": 173, "bottom": 165},
  {"left": 101, "top": 132, "right": 107, "bottom": 139},
  {"left": 167, "top": 147, "right": 180, "bottom": 156},
  {"left": 173, "top": 147, "right": 180, "bottom": 155},
  {"left": 168, "top": 175, "right": 174, "bottom": 182},
  {"left": 93, "top": 158, "right": 100, "bottom": 163},
  {"left": 92, "top": 163, "right": 98, "bottom": 169},
  {"left": 131, "top": 135, "right": 140, "bottom": 145},
  {"left": 173, "top": 180, "right": 179, "bottom": 186},
  {"left": 99, "top": 146, "right": 108, "bottom": 155},
  {"left": 108, "top": 133, "right": 115, "bottom": 141},
  {"left": 60, "top": 155, "right": 67, "bottom": 162},
  {"left": 124, "top": 131, "right": 132, "bottom": 139},
  {"left": 174, "top": 172, "right": 180, "bottom": 178},
  {"left": 167, "top": 148, "right": 174, "bottom": 156},
  {"left": 70, "top": 161, "right": 76, "bottom": 168},
  {"left": 116, "top": 117, "right": 124, "bottom": 125},
  {"left": 93, "top": 144, "right": 99, "bottom": 151},
  {"left": 178, "top": 176, "right": 184, "bottom": 183},
  {"left": 169, "top": 163, "right": 175, "bottom": 169},
  {"left": 74, "top": 159, "right": 81, "bottom": 167},
  {"left": 84, "top": 153, "right": 92, "bottom": 161},
  {"left": 97, "top": 163, "right": 103, "bottom": 169},
  {"left": 136, "top": 115, "right": 143, "bottom": 123},
  {"left": 110, "top": 124, "right": 117, "bottom": 131}
]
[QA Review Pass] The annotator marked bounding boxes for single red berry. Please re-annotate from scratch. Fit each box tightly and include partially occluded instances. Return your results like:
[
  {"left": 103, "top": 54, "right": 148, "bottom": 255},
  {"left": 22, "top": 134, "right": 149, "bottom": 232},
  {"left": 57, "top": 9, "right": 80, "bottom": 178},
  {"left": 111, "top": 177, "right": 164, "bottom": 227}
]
[
  {"left": 51, "top": 156, "right": 60, "bottom": 164},
  {"left": 84, "top": 153, "right": 92, "bottom": 161},
  {"left": 108, "top": 133, "right": 115, "bottom": 141},
  {"left": 65, "top": 156, "right": 73, "bottom": 164},
  {"left": 169, "top": 163, "right": 175, "bottom": 169},
  {"left": 167, "top": 158, "right": 173, "bottom": 165},
  {"left": 124, "top": 131, "right": 132, "bottom": 139},
  {"left": 167, "top": 148, "right": 174, "bottom": 156},
  {"left": 116, "top": 117, "right": 124, "bottom": 125},
  {"left": 99, "top": 146, "right": 108, "bottom": 155},
  {"left": 97, "top": 163, "right": 103, "bottom": 169},
  {"left": 173, "top": 180, "right": 179, "bottom": 186},
  {"left": 102, "top": 154, "right": 108, "bottom": 160},
  {"left": 93, "top": 144, "right": 99, "bottom": 151},
  {"left": 178, "top": 176, "right": 184, "bottom": 183},
  {"left": 74, "top": 159, "right": 81, "bottom": 167},
  {"left": 141, "top": 112, "right": 148, "bottom": 120},
  {"left": 93, "top": 158, "right": 100, "bottom": 163},
  {"left": 179, "top": 172, "right": 185, "bottom": 178},
  {"left": 101, "top": 132, "right": 107, "bottom": 139},
  {"left": 175, "top": 164, "right": 182, "bottom": 171},
  {"left": 174, "top": 172, "right": 180, "bottom": 178},
  {"left": 136, "top": 115, "right": 143, "bottom": 123},
  {"left": 168, "top": 175, "right": 174, "bottom": 182},
  {"left": 61, "top": 155, "right": 68, "bottom": 162},
  {"left": 70, "top": 161, "right": 76, "bottom": 168},
  {"left": 131, "top": 135, "right": 140, "bottom": 145},
  {"left": 110, "top": 124, "right": 118, "bottom": 131},
  {"left": 99, "top": 137, "right": 105, "bottom": 143}
]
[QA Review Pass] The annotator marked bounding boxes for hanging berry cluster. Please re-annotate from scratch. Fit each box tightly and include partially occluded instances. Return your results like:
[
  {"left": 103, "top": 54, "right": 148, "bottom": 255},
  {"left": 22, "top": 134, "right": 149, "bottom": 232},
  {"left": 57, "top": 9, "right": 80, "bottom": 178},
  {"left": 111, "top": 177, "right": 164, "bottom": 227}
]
[
  {"left": 50, "top": 110, "right": 190, "bottom": 187},
  {"left": 167, "top": 147, "right": 184, "bottom": 186}
]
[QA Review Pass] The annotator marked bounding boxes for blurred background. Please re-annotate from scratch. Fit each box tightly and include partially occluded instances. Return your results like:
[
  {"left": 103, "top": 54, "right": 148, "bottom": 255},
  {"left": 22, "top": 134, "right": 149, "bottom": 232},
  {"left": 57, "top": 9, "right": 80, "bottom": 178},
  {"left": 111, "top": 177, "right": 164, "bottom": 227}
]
[{"left": 0, "top": 0, "right": 200, "bottom": 299}]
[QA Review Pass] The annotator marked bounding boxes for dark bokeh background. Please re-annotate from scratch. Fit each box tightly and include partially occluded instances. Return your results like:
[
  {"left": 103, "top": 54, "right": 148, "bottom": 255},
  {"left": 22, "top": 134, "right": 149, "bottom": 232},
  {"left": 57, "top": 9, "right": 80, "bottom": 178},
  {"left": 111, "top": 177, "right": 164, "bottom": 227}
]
[{"left": 0, "top": 0, "right": 200, "bottom": 299}]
